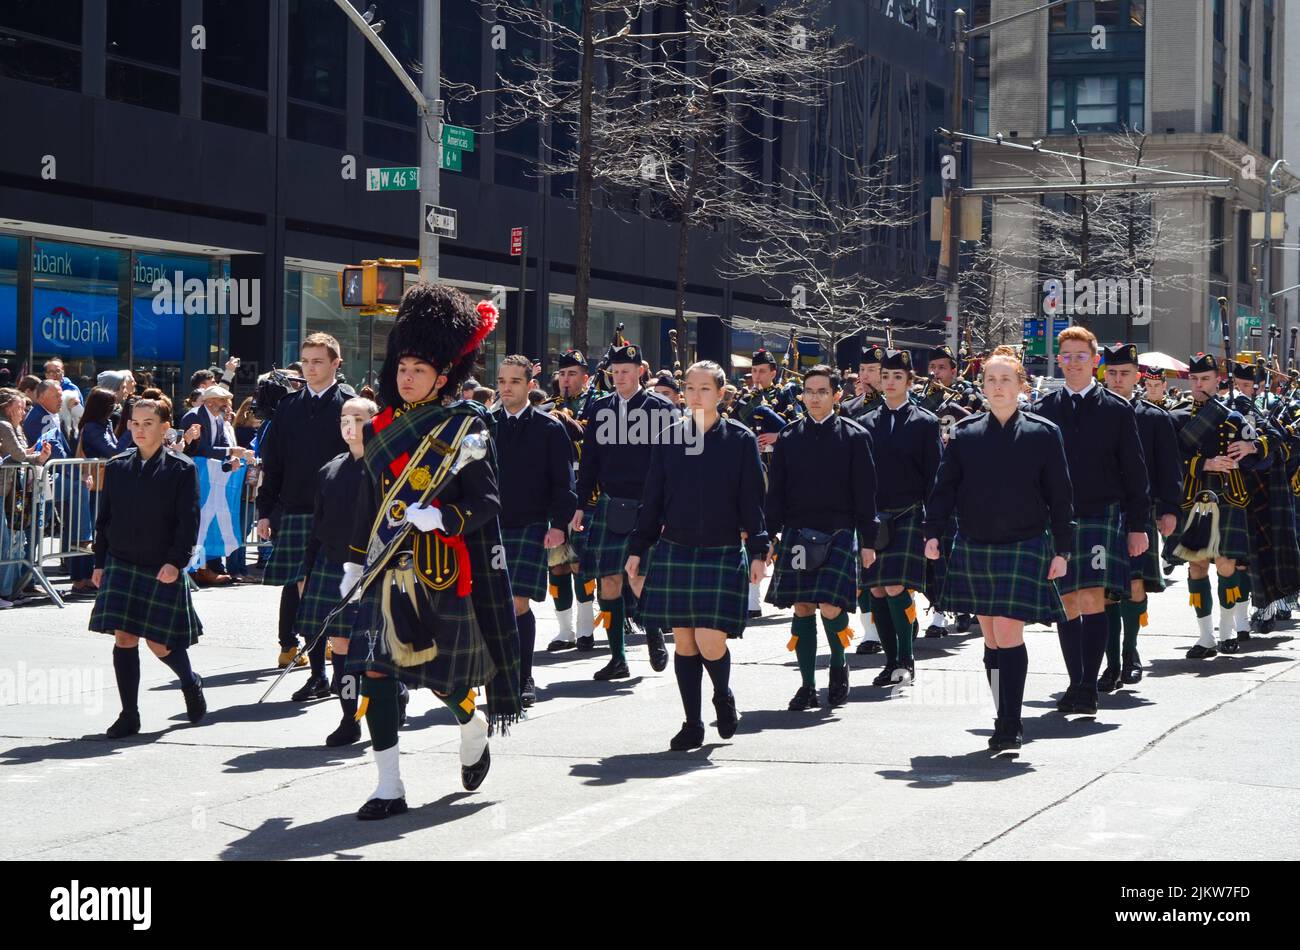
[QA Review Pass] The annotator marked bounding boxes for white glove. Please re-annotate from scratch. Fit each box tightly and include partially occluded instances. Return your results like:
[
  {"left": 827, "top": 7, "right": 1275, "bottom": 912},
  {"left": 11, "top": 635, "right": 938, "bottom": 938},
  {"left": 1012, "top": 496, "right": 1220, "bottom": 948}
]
[
  {"left": 340, "top": 562, "right": 364, "bottom": 603},
  {"left": 404, "top": 502, "right": 445, "bottom": 533}
]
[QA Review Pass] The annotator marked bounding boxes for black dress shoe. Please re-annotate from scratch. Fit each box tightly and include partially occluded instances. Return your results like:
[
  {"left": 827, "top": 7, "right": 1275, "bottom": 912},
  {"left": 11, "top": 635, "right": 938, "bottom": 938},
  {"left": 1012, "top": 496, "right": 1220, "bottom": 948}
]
[
  {"left": 871, "top": 664, "right": 897, "bottom": 687},
  {"left": 461, "top": 744, "right": 491, "bottom": 791},
  {"left": 357, "top": 797, "right": 408, "bottom": 821},
  {"left": 954, "top": 614, "right": 973, "bottom": 633},
  {"left": 713, "top": 690, "right": 740, "bottom": 739},
  {"left": 788, "top": 684, "right": 820, "bottom": 711},
  {"left": 990, "top": 720, "right": 1024, "bottom": 753},
  {"left": 827, "top": 665, "right": 849, "bottom": 708},
  {"left": 1072, "top": 688, "right": 1098, "bottom": 716},
  {"left": 1218, "top": 638, "right": 1240, "bottom": 654},
  {"left": 593, "top": 658, "right": 630, "bottom": 681},
  {"left": 1185, "top": 644, "right": 1218, "bottom": 659},
  {"left": 856, "top": 640, "right": 883, "bottom": 655},
  {"left": 670, "top": 721, "right": 706, "bottom": 751},
  {"left": 1097, "top": 666, "right": 1123, "bottom": 693},
  {"left": 1056, "top": 686, "right": 1080, "bottom": 712},
  {"left": 520, "top": 677, "right": 536, "bottom": 708},
  {"left": 646, "top": 628, "right": 669, "bottom": 672},
  {"left": 181, "top": 674, "right": 207, "bottom": 724},
  {"left": 923, "top": 623, "right": 947, "bottom": 638},
  {"left": 326, "top": 716, "right": 362, "bottom": 747},
  {"left": 576, "top": 635, "right": 596, "bottom": 652},
  {"left": 106, "top": 710, "right": 141, "bottom": 739},
  {"left": 1121, "top": 650, "right": 1143, "bottom": 684},
  {"left": 547, "top": 638, "right": 576, "bottom": 652},
  {"left": 889, "top": 661, "right": 915, "bottom": 687},
  {"left": 291, "top": 673, "right": 331, "bottom": 703},
  {"left": 748, "top": 609, "right": 763, "bottom": 619}
]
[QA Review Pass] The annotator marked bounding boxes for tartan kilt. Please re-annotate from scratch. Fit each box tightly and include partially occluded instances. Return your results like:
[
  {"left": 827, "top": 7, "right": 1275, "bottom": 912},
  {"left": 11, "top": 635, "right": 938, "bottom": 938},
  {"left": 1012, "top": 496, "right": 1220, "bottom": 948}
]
[
  {"left": 1058, "top": 505, "right": 1129, "bottom": 599},
  {"left": 767, "top": 528, "right": 858, "bottom": 611},
  {"left": 939, "top": 533, "right": 1067, "bottom": 625},
  {"left": 500, "top": 523, "right": 549, "bottom": 602},
  {"left": 578, "top": 495, "right": 636, "bottom": 579},
  {"left": 861, "top": 505, "right": 929, "bottom": 593},
  {"left": 294, "top": 557, "right": 357, "bottom": 641},
  {"left": 1167, "top": 498, "right": 1252, "bottom": 564},
  {"left": 343, "top": 571, "right": 494, "bottom": 693},
  {"left": 262, "top": 512, "right": 314, "bottom": 587},
  {"left": 640, "top": 539, "right": 749, "bottom": 638},
  {"left": 1130, "top": 510, "right": 1166, "bottom": 593},
  {"left": 89, "top": 557, "right": 203, "bottom": 649}
]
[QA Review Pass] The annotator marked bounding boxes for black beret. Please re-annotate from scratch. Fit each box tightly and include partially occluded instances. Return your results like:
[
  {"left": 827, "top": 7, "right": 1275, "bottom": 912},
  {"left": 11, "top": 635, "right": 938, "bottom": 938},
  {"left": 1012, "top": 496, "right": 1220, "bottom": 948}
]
[
  {"left": 557, "top": 349, "right": 587, "bottom": 370},
  {"left": 1232, "top": 360, "right": 1258, "bottom": 382},
  {"left": 606, "top": 343, "right": 642, "bottom": 366},
  {"left": 1188, "top": 353, "right": 1219, "bottom": 374},
  {"left": 1102, "top": 342, "right": 1139, "bottom": 367},
  {"left": 881, "top": 348, "right": 913, "bottom": 372},
  {"left": 752, "top": 348, "right": 777, "bottom": 367},
  {"left": 860, "top": 345, "right": 886, "bottom": 366},
  {"left": 929, "top": 344, "right": 957, "bottom": 364}
]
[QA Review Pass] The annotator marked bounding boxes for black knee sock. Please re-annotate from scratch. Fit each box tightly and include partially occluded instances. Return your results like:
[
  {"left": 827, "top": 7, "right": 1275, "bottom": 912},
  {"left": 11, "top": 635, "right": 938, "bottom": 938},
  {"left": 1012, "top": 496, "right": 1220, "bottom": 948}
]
[
  {"left": 983, "top": 645, "right": 999, "bottom": 693},
  {"left": 278, "top": 584, "right": 301, "bottom": 650},
  {"left": 674, "top": 652, "right": 704, "bottom": 725},
  {"left": 998, "top": 644, "right": 1028, "bottom": 727},
  {"left": 870, "top": 594, "right": 898, "bottom": 664},
  {"left": 157, "top": 646, "right": 196, "bottom": 688},
  {"left": 1056, "top": 616, "right": 1084, "bottom": 686},
  {"left": 517, "top": 609, "right": 536, "bottom": 684},
  {"left": 113, "top": 645, "right": 140, "bottom": 714},
  {"left": 308, "top": 632, "right": 327, "bottom": 678},
  {"left": 701, "top": 648, "right": 731, "bottom": 697},
  {"left": 1080, "top": 612, "right": 1109, "bottom": 686},
  {"left": 362, "top": 677, "right": 400, "bottom": 751},
  {"left": 333, "top": 653, "right": 356, "bottom": 720}
]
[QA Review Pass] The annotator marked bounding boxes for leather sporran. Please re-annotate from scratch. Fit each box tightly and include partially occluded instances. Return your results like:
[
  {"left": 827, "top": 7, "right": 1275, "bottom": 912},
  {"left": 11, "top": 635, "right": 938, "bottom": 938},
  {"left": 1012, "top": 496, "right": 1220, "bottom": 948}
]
[
  {"left": 603, "top": 497, "right": 639, "bottom": 535},
  {"left": 380, "top": 556, "right": 439, "bottom": 667},
  {"left": 787, "top": 527, "right": 835, "bottom": 572}
]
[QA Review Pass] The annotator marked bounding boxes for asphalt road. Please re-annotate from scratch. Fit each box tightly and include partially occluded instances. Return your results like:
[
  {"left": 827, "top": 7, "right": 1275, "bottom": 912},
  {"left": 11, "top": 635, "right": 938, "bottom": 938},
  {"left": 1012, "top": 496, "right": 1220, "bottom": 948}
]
[{"left": 2, "top": 572, "right": 1297, "bottom": 860}]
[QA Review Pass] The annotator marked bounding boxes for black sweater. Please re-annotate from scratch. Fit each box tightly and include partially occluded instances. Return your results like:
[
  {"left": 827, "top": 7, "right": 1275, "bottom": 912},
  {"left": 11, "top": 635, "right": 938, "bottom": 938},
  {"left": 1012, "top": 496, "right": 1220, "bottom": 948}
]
[
  {"left": 94, "top": 447, "right": 200, "bottom": 570},
  {"left": 256, "top": 382, "right": 354, "bottom": 519},
  {"left": 575, "top": 388, "right": 677, "bottom": 503},
  {"left": 629, "top": 417, "right": 769, "bottom": 561},
  {"left": 491, "top": 404, "right": 578, "bottom": 529},
  {"left": 859, "top": 400, "right": 942, "bottom": 511},
  {"left": 304, "top": 451, "right": 366, "bottom": 573},
  {"left": 1133, "top": 396, "right": 1183, "bottom": 518},
  {"left": 765, "top": 412, "right": 877, "bottom": 541},
  {"left": 1034, "top": 384, "right": 1149, "bottom": 525},
  {"left": 925, "top": 409, "right": 1076, "bottom": 554}
]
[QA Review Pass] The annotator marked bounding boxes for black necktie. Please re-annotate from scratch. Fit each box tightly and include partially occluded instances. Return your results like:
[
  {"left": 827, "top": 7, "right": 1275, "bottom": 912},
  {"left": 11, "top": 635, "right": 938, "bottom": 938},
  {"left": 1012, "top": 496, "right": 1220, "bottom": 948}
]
[{"left": 1071, "top": 393, "right": 1083, "bottom": 414}]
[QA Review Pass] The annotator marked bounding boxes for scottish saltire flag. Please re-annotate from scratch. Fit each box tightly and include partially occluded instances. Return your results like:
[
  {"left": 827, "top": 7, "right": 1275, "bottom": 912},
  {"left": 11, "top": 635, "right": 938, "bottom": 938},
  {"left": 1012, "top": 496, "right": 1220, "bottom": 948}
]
[{"left": 190, "top": 457, "right": 248, "bottom": 568}]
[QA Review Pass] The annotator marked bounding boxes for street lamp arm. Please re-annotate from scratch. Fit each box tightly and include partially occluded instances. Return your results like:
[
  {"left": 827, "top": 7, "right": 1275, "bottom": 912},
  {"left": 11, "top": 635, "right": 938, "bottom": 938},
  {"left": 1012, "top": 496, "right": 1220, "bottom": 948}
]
[
  {"left": 963, "top": 0, "right": 1075, "bottom": 39},
  {"left": 332, "top": 0, "right": 429, "bottom": 112},
  {"left": 945, "top": 130, "right": 1232, "bottom": 181}
]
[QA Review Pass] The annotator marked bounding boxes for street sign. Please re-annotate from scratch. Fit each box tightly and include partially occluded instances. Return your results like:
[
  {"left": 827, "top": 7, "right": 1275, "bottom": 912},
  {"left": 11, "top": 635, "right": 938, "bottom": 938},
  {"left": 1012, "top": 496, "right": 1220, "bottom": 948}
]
[
  {"left": 365, "top": 166, "right": 419, "bottom": 191},
  {"left": 442, "top": 124, "right": 476, "bottom": 152},
  {"left": 510, "top": 227, "right": 524, "bottom": 256},
  {"left": 425, "top": 204, "right": 457, "bottom": 239},
  {"left": 1250, "top": 325, "right": 1262, "bottom": 338},
  {"left": 439, "top": 144, "right": 462, "bottom": 172},
  {"left": 1022, "top": 316, "right": 1069, "bottom": 357}
]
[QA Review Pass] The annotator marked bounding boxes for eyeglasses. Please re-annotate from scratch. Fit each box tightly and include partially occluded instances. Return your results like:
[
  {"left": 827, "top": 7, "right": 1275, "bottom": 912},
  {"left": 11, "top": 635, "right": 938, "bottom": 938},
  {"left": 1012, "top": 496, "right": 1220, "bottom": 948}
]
[{"left": 1058, "top": 353, "right": 1094, "bottom": 364}]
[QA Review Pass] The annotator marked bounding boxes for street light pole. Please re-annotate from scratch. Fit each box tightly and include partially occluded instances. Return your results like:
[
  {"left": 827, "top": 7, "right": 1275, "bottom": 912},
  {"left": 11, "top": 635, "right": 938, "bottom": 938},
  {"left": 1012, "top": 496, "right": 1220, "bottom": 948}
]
[
  {"left": 419, "top": 0, "right": 441, "bottom": 283},
  {"left": 943, "top": 8, "right": 966, "bottom": 355},
  {"left": 1262, "top": 158, "right": 1288, "bottom": 342}
]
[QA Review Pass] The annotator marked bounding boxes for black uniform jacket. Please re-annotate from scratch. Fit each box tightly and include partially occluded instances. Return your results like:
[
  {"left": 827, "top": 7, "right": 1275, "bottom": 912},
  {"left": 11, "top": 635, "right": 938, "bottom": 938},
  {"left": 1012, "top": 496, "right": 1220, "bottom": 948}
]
[
  {"left": 1133, "top": 396, "right": 1183, "bottom": 518},
  {"left": 925, "top": 409, "right": 1076, "bottom": 554},
  {"left": 94, "top": 447, "right": 200, "bottom": 570},
  {"left": 256, "top": 381, "right": 355, "bottom": 520},
  {"left": 491, "top": 404, "right": 578, "bottom": 530},
  {"left": 629, "top": 416, "right": 769, "bottom": 562},
  {"left": 765, "top": 412, "right": 877, "bottom": 543},
  {"left": 576, "top": 387, "right": 677, "bottom": 503},
  {"left": 1034, "top": 383, "right": 1149, "bottom": 526},
  {"left": 859, "top": 399, "right": 942, "bottom": 511},
  {"left": 304, "top": 451, "right": 366, "bottom": 573}
]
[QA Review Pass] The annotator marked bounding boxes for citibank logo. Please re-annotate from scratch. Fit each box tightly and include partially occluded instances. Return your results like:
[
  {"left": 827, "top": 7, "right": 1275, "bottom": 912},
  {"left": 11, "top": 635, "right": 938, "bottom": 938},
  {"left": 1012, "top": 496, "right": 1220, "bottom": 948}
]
[{"left": 43, "top": 306, "right": 111, "bottom": 345}]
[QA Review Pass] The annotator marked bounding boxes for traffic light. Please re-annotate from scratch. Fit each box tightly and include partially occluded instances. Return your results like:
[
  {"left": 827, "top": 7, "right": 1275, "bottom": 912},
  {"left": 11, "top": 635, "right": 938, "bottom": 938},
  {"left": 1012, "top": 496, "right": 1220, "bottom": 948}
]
[{"left": 339, "top": 263, "right": 407, "bottom": 308}]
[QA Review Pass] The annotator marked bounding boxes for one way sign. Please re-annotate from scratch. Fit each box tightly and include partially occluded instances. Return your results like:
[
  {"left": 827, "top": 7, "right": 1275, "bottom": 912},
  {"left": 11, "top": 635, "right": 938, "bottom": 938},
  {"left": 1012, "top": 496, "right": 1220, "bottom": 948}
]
[{"left": 424, "top": 204, "right": 457, "bottom": 239}]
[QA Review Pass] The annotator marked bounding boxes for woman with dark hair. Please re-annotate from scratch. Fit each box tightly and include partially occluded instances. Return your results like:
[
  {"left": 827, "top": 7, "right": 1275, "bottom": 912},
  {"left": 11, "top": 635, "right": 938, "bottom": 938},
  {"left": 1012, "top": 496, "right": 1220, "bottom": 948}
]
[
  {"left": 78, "top": 387, "right": 121, "bottom": 460},
  {"left": 232, "top": 397, "right": 261, "bottom": 449}
]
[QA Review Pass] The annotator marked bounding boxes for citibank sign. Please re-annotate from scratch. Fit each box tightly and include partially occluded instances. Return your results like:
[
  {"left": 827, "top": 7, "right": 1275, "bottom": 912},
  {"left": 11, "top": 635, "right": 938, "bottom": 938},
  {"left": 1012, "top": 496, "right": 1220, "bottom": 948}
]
[
  {"left": 32, "top": 289, "right": 119, "bottom": 357},
  {"left": 43, "top": 305, "right": 111, "bottom": 345}
]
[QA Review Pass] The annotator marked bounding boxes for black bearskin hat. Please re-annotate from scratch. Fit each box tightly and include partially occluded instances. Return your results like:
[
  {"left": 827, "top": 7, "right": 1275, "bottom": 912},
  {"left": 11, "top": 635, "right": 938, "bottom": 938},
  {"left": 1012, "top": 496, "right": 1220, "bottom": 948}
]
[{"left": 379, "top": 282, "right": 498, "bottom": 408}]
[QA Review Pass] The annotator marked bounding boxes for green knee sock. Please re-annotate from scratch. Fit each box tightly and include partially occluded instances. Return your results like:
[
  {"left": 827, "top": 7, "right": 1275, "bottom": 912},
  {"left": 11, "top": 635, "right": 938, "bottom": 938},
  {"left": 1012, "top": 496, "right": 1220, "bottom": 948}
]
[
  {"left": 856, "top": 588, "right": 872, "bottom": 613},
  {"left": 1105, "top": 602, "right": 1123, "bottom": 668},
  {"left": 1217, "top": 573, "right": 1245, "bottom": 610},
  {"left": 887, "top": 591, "right": 916, "bottom": 662},
  {"left": 550, "top": 570, "right": 573, "bottom": 611},
  {"left": 1121, "top": 598, "right": 1146, "bottom": 654},
  {"left": 821, "top": 611, "right": 849, "bottom": 669},
  {"left": 789, "top": 614, "right": 818, "bottom": 688},
  {"left": 438, "top": 684, "right": 476, "bottom": 725},
  {"left": 602, "top": 596, "right": 627, "bottom": 660},
  {"left": 575, "top": 576, "right": 595, "bottom": 603},
  {"left": 361, "top": 676, "right": 400, "bottom": 751},
  {"left": 1188, "top": 576, "right": 1212, "bottom": 618},
  {"left": 869, "top": 594, "right": 897, "bottom": 663}
]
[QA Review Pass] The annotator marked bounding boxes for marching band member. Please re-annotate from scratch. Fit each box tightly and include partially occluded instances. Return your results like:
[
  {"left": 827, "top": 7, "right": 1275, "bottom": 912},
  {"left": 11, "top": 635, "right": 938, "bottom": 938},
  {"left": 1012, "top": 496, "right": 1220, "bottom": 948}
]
[
  {"left": 765, "top": 365, "right": 877, "bottom": 710},
  {"left": 1033, "top": 327, "right": 1149, "bottom": 717},
  {"left": 925, "top": 349, "right": 1074, "bottom": 753},
  {"left": 859, "top": 349, "right": 942, "bottom": 687},
  {"left": 493, "top": 355, "right": 578, "bottom": 708},
  {"left": 91, "top": 396, "right": 206, "bottom": 739},
  {"left": 627, "top": 361, "right": 767, "bottom": 750}
]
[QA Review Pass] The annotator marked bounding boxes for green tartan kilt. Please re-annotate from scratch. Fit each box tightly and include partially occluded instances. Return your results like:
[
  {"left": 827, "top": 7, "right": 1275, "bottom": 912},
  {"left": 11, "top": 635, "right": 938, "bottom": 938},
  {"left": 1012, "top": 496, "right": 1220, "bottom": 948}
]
[
  {"left": 262, "top": 512, "right": 314, "bottom": 587},
  {"left": 1167, "top": 497, "right": 1252, "bottom": 564},
  {"left": 343, "top": 572, "right": 495, "bottom": 693},
  {"left": 939, "top": 533, "right": 1067, "bottom": 625},
  {"left": 89, "top": 557, "right": 203, "bottom": 649},
  {"left": 640, "top": 539, "right": 749, "bottom": 638},
  {"left": 767, "top": 528, "right": 858, "bottom": 611},
  {"left": 1130, "top": 510, "right": 1166, "bottom": 593},
  {"left": 500, "top": 523, "right": 549, "bottom": 602},
  {"left": 1058, "top": 504, "right": 1129, "bottom": 599},
  {"left": 861, "top": 506, "right": 929, "bottom": 593},
  {"left": 294, "top": 557, "right": 358, "bottom": 641},
  {"left": 578, "top": 495, "right": 636, "bottom": 579}
]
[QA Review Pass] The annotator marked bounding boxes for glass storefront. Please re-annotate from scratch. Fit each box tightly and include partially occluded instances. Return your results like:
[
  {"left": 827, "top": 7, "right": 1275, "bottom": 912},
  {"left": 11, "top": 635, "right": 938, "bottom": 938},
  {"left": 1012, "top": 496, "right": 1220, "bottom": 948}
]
[
  {"left": 31, "top": 239, "right": 128, "bottom": 390},
  {"left": 546, "top": 299, "right": 698, "bottom": 379},
  {"left": 130, "top": 252, "right": 220, "bottom": 401},
  {"left": 0, "top": 237, "right": 17, "bottom": 382}
]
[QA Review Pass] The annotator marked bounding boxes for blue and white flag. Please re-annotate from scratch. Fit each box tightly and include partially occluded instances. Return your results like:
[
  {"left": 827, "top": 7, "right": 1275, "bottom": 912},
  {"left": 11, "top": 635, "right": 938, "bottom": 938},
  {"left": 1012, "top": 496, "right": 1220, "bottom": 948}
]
[{"left": 191, "top": 457, "right": 248, "bottom": 567}]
